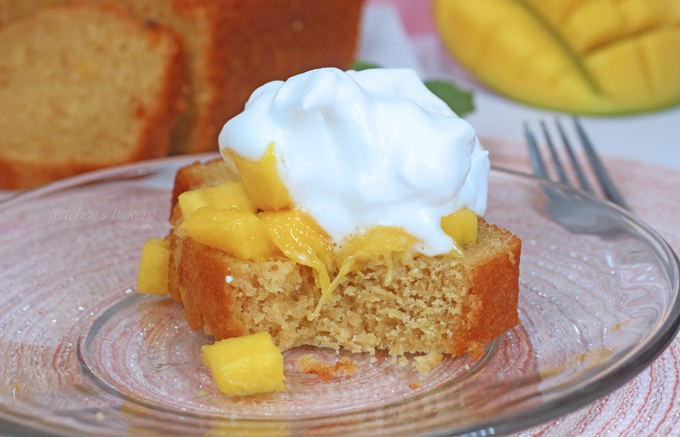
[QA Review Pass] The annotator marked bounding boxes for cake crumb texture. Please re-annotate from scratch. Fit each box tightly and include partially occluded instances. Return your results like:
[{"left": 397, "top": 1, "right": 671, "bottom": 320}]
[
  {"left": 168, "top": 160, "right": 522, "bottom": 358},
  {"left": 412, "top": 353, "right": 444, "bottom": 376}
]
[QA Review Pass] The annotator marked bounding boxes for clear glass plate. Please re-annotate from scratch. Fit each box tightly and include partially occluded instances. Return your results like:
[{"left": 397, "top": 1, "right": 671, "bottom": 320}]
[{"left": 1, "top": 155, "right": 678, "bottom": 437}]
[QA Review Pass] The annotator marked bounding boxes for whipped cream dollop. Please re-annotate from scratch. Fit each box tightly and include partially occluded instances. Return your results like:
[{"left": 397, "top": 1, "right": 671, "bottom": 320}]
[{"left": 219, "top": 68, "right": 489, "bottom": 256}]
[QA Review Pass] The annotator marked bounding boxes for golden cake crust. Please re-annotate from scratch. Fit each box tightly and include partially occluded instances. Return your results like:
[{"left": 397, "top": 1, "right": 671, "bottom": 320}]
[{"left": 167, "top": 160, "right": 521, "bottom": 358}]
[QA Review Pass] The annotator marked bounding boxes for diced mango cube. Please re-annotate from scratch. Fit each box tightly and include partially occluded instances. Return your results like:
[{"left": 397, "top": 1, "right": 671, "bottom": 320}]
[
  {"left": 178, "top": 180, "right": 255, "bottom": 217},
  {"left": 230, "top": 142, "right": 292, "bottom": 211},
  {"left": 441, "top": 207, "right": 478, "bottom": 248},
  {"left": 137, "top": 238, "right": 170, "bottom": 295},
  {"left": 201, "top": 332, "right": 286, "bottom": 397},
  {"left": 180, "top": 207, "right": 276, "bottom": 260}
]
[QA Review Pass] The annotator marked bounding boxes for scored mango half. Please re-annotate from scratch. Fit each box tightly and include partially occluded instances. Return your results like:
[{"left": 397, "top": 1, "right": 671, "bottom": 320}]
[{"left": 434, "top": 0, "right": 680, "bottom": 114}]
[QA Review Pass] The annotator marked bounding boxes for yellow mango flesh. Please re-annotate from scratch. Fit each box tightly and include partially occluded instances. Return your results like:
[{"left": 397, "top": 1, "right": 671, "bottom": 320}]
[
  {"left": 435, "top": 0, "right": 680, "bottom": 114},
  {"left": 178, "top": 180, "right": 255, "bottom": 217},
  {"left": 285, "top": 226, "right": 414, "bottom": 319},
  {"left": 259, "top": 209, "right": 334, "bottom": 293},
  {"left": 229, "top": 142, "right": 292, "bottom": 211},
  {"left": 441, "top": 207, "right": 478, "bottom": 257},
  {"left": 137, "top": 238, "right": 171, "bottom": 295},
  {"left": 201, "top": 332, "right": 286, "bottom": 396},
  {"left": 334, "top": 226, "right": 417, "bottom": 282},
  {"left": 180, "top": 207, "right": 276, "bottom": 261}
]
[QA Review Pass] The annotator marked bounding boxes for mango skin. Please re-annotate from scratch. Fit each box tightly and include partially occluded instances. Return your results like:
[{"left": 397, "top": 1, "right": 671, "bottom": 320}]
[{"left": 434, "top": 0, "right": 680, "bottom": 114}]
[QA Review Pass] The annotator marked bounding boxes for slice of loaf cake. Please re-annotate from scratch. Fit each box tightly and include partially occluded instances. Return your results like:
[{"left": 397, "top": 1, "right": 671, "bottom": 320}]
[
  {"left": 0, "top": 3, "right": 186, "bottom": 189},
  {"left": 166, "top": 159, "right": 521, "bottom": 358},
  {"left": 0, "top": 0, "right": 364, "bottom": 155},
  {"left": 118, "top": 0, "right": 365, "bottom": 154}
]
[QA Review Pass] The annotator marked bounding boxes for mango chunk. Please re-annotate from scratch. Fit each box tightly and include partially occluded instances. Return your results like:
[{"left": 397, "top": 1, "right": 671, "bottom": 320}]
[
  {"left": 259, "top": 209, "right": 333, "bottom": 294},
  {"left": 137, "top": 238, "right": 170, "bottom": 295},
  {"left": 201, "top": 332, "right": 286, "bottom": 397},
  {"left": 180, "top": 207, "right": 276, "bottom": 260},
  {"left": 259, "top": 209, "right": 333, "bottom": 266},
  {"left": 434, "top": 0, "right": 680, "bottom": 114},
  {"left": 230, "top": 142, "right": 292, "bottom": 211},
  {"left": 441, "top": 207, "right": 478, "bottom": 244},
  {"left": 178, "top": 180, "right": 255, "bottom": 217}
]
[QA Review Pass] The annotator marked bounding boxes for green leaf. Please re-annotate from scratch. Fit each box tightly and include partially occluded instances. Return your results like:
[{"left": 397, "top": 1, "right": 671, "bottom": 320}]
[
  {"left": 424, "top": 80, "right": 475, "bottom": 117},
  {"left": 350, "top": 60, "right": 381, "bottom": 71}
]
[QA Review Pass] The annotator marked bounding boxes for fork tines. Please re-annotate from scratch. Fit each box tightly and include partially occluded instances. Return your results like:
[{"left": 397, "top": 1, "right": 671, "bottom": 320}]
[{"left": 524, "top": 117, "right": 629, "bottom": 210}]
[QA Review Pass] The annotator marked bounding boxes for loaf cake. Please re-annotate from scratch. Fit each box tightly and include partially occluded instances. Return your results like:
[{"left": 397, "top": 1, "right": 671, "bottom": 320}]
[
  {"left": 0, "top": 2, "right": 186, "bottom": 189},
  {"left": 166, "top": 158, "right": 522, "bottom": 358},
  {"left": 0, "top": 0, "right": 364, "bottom": 155}
]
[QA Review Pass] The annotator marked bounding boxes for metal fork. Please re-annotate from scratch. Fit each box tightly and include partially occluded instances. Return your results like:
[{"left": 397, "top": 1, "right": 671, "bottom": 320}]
[{"left": 524, "top": 117, "right": 629, "bottom": 211}]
